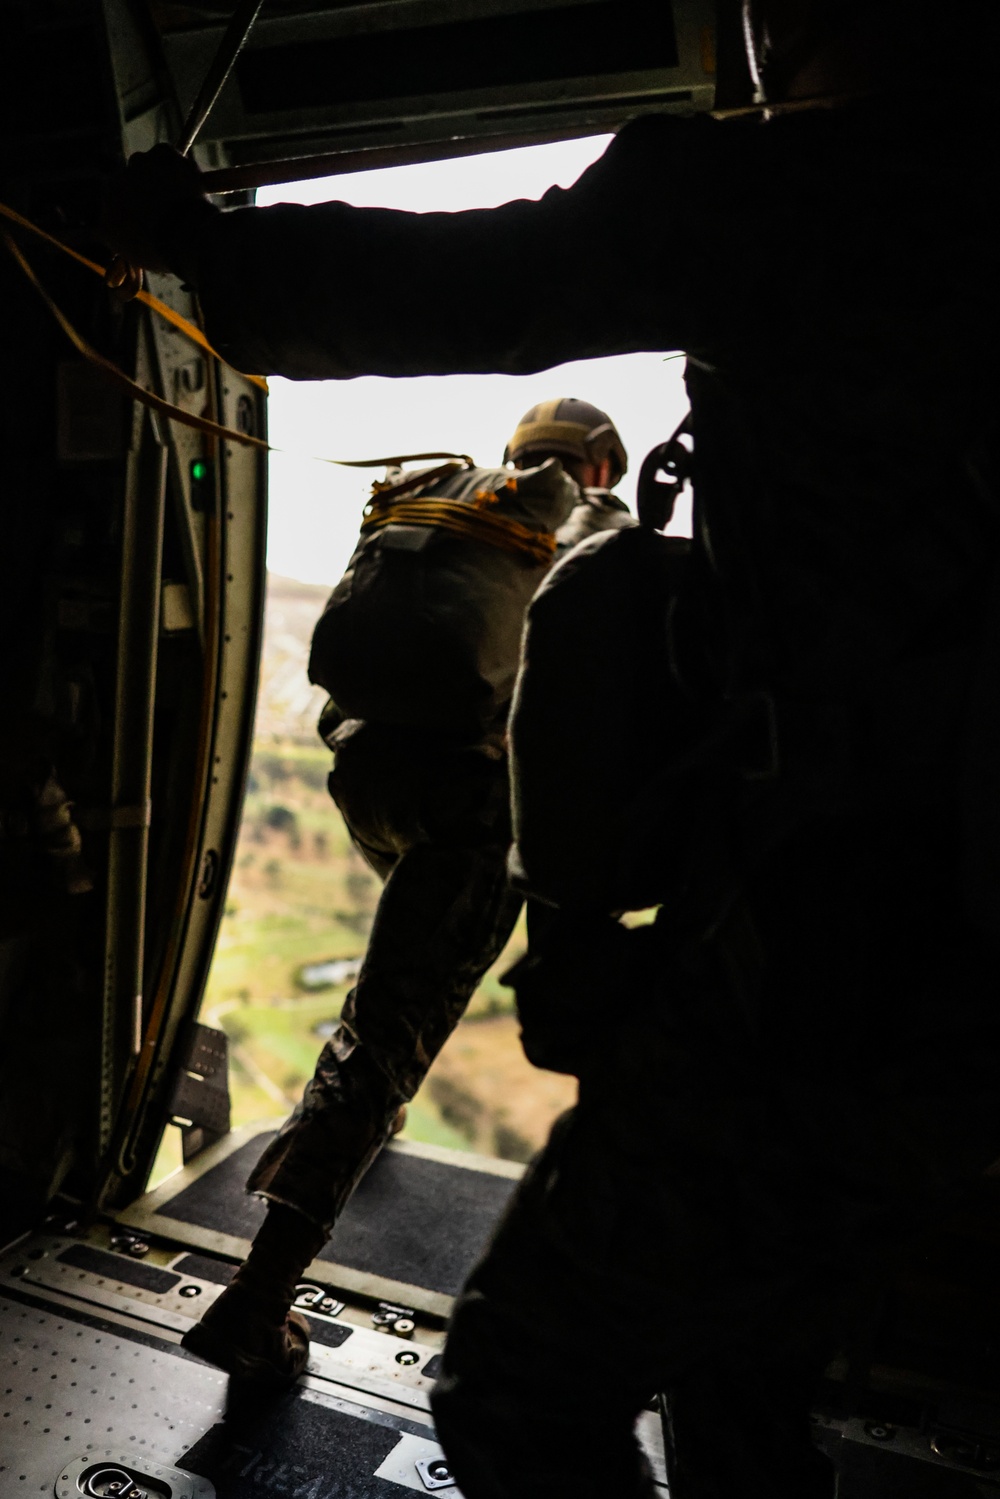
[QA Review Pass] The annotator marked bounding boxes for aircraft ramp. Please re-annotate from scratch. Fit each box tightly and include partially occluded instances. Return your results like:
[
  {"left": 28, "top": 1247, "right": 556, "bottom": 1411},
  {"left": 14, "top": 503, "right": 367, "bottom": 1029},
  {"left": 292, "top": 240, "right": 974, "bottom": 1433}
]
[{"left": 0, "top": 1128, "right": 668, "bottom": 1497}]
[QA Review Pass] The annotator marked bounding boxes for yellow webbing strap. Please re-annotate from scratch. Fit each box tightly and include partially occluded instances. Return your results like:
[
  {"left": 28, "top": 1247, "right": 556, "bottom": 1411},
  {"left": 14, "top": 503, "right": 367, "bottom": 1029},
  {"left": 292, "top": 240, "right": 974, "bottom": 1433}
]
[
  {"left": 3, "top": 230, "right": 474, "bottom": 470},
  {"left": 0, "top": 198, "right": 269, "bottom": 392},
  {"left": 5, "top": 231, "right": 271, "bottom": 451},
  {"left": 361, "top": 497, "right": 556, "bottom": 565}
]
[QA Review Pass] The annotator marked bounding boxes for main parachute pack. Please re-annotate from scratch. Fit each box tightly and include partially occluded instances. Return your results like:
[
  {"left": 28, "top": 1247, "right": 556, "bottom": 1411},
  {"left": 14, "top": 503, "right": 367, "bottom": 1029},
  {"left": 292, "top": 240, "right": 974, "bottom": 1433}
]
[{"left": 309, "top": 458, "right": 579, "bottom": 739}]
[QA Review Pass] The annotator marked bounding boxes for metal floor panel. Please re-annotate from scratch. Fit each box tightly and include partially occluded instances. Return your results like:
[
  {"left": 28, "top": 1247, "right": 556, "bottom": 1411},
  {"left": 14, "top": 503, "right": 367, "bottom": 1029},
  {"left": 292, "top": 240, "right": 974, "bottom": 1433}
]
[
  {"left": 117, "top": 1129, "right": 522, "bottom": 1319},
  {"left": 0, "top": 1230, "right": 671, "bottom": 1495},
  {"left": 0, "top": 1279, "right": 450, "bottom": 1497},
  {"left": 0, "top": 1285, "right": 228, "bottom": 1492},
  {"left": 0, "top": 1233, "right": 444, "bottom": 1417}
]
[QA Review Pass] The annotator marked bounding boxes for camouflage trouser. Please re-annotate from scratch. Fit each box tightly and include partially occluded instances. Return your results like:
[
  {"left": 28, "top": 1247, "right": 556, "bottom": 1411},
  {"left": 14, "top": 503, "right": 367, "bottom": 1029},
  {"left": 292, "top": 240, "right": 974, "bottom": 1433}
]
[
  {"left": 247, "top": 722, "right": 522, "bottom": 1231},
  {"left": 431, "top": 814, "right": 1000, "bottom": 1499}
]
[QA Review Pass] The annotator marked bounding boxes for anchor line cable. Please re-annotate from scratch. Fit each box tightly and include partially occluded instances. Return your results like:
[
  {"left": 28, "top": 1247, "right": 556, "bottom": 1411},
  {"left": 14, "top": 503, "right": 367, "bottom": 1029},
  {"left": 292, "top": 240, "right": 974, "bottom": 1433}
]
[
  {"left": 1, "top": 203, "right": 472, "bottom": 471},
  {"left": 0, "top": 198, "right": 268, "bottom": 391}
]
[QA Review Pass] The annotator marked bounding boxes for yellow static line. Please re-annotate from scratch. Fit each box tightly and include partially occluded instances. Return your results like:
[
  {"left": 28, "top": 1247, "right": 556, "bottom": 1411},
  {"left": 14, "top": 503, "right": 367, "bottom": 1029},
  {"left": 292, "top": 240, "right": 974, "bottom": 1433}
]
[
  {"left": 0, "top": 197, "right": 268, "bottom": 392},
  {"left": 4, "top": 231, "right": 475, "bottom": 471}
]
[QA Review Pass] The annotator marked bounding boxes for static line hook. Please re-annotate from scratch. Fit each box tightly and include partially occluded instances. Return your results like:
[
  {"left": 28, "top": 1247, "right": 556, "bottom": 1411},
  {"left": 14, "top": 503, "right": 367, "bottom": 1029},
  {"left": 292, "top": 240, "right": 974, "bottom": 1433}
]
[{"left": 104, "top": 252, "right": 144, "bottom": 302}]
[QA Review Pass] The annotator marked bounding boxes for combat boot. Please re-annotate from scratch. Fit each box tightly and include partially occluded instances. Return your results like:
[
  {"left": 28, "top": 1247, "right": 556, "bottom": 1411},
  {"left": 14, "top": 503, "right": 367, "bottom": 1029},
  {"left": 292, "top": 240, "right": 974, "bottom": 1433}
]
[{"left": 181, "top": 1203, "right": 325, "bottom": 1386}]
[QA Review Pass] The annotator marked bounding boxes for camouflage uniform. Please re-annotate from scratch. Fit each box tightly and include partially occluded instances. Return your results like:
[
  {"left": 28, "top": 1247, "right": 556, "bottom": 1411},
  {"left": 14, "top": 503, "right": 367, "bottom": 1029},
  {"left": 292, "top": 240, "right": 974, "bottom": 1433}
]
[
  {"left": 247, "top": 720, "right": 522, "bottom": 1230},
  {"left": 247, "top": 467, "right": 628, "bottom": 1230}
]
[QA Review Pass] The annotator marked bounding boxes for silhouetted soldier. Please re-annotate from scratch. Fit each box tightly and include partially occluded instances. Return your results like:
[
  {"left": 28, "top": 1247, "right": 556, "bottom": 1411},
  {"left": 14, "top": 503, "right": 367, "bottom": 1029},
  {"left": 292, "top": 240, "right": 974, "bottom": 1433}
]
[
  {"left": 506, "top": 396, "right": 633, "bottom": 551},
  {"left": 176, "top": 408, "right": 632, "bottom": 1387},
  {"left": 102, "top": 2, "right": 1000, "bottom": 1491}
]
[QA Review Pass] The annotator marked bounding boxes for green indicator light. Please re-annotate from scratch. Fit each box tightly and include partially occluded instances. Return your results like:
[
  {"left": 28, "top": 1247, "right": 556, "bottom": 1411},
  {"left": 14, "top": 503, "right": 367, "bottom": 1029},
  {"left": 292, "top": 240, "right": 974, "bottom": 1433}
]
[{"left": 189, "top": 457, "right": 214, "bottom": 512}]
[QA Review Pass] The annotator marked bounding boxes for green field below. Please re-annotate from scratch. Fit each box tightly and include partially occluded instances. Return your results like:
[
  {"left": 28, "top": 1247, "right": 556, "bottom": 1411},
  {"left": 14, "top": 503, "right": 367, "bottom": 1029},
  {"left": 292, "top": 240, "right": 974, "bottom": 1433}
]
[{"left": 198, "top": 738, "right": 525, "bottom": 1158}]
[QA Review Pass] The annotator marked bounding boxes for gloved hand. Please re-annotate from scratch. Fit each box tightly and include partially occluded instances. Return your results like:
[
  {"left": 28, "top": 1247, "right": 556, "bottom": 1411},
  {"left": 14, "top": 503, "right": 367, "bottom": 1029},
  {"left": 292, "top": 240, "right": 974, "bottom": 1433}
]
[{"left": 98, "top": 143, "right": 217, "bottom": 278}]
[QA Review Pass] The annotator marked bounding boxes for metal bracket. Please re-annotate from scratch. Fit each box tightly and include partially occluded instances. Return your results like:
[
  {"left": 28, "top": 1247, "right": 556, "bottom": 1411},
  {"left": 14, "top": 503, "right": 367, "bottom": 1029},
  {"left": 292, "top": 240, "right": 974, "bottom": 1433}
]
[
  {"left": 55, "top": 1451, "right": 215, "bottom": 1498},
  {"left": 294, "top": 1283, "right": 346, "bottom": 1319},
  {"left": 415, "top": 1455, "right": 456, "bottom": 1491},
  {"left": 169, "top": 1023, "right": 231, "bottom": 1165},
  {"left": 372, "top": 1298, "right": 417, "bottom": 1336},
  {"left": 736, "top": 689, "right": 780, "bottom": 782}
]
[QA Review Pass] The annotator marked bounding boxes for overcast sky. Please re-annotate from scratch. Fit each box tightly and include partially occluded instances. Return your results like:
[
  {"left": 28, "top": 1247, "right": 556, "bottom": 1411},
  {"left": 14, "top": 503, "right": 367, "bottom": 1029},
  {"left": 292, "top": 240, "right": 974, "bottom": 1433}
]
[{"left": 257, "top": 136, "right": 690, "bottom": 585}]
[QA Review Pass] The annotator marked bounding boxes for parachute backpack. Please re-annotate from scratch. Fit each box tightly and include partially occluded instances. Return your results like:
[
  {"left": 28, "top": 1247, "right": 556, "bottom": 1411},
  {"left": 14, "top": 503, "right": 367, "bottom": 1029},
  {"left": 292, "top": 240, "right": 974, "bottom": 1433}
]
[
  {"left": 507, "top": 416, "right": 708, "bottom": 912},
  {"left": 309, "top": 458, "right": 579, "bottom": 740}
]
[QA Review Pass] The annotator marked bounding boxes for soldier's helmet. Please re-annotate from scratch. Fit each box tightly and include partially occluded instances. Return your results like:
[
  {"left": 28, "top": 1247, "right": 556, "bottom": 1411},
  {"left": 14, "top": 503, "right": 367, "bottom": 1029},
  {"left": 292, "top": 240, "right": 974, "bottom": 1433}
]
[{"left": 504, "top": 398, "right": 627, "bottom": 484}]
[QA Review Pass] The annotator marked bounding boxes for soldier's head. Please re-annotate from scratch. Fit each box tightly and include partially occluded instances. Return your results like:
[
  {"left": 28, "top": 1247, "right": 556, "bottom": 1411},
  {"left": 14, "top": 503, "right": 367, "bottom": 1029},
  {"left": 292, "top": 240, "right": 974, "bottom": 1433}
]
[
  {"left": 504, "top": 399, "right": 627, "bottom": 491},
  {"left": 741, "top": 0, "right": 995, "bottom": 103}
]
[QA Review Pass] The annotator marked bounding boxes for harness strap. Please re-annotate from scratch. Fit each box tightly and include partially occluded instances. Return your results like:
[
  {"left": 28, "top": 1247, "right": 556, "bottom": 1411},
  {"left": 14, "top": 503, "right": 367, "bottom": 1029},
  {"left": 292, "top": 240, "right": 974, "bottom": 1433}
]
[{"left": 361, "top": 497, "right": 556, "bottom": 565}]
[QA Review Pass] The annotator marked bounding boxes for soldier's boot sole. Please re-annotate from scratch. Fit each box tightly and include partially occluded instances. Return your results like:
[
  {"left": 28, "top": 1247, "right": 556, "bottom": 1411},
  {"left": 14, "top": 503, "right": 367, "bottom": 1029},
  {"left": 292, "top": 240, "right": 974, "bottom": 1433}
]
[{"left": 181, "top": 1303, "right": 311, "bottom": 1387}]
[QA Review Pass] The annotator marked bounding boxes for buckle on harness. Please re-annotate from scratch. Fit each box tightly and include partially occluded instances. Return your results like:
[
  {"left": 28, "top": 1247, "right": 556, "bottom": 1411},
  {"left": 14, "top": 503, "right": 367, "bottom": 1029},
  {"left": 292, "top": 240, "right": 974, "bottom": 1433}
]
[{"left": 735, "top": 690, "right": 779, "bottom": 781}]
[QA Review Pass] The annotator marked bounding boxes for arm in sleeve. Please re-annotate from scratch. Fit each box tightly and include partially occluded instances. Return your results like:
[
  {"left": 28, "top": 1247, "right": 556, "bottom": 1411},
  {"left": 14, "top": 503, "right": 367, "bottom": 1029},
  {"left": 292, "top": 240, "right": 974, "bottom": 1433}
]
[{"left": 179, "top": 115, "right": 715, "bottom": 379}]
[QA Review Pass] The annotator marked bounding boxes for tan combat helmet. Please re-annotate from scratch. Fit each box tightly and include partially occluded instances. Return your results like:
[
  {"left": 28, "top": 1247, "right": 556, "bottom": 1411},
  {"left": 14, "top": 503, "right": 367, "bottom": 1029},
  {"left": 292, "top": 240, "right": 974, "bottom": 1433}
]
[{"left": 504, "top": 398, "right": 628, "bottom": 485}]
